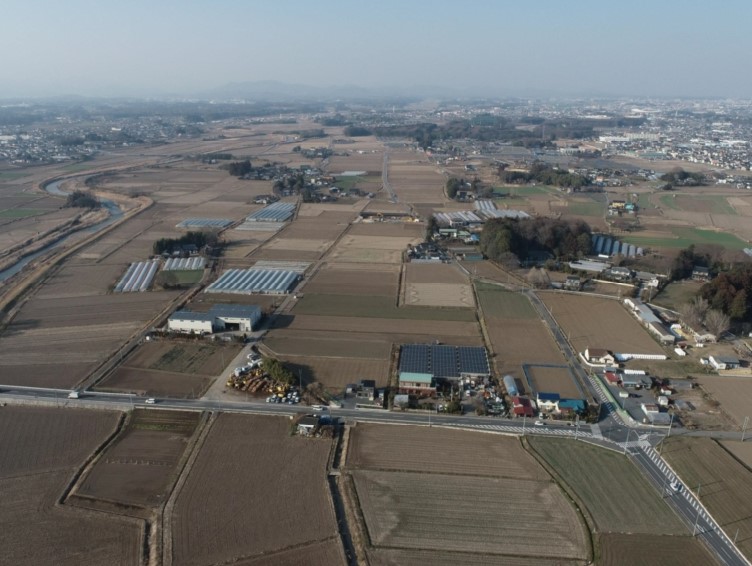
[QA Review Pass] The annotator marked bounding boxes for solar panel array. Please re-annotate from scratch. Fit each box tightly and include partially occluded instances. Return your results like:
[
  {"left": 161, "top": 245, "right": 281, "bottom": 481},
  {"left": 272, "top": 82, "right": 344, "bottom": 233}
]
[
  {"left": 205, "top": 268, "right": 299, "bottom": 295},
  {"left": 399, "top": 344, "right": 490, "bottom": 379},
  {"left": 176, "top": 218, "right": 232, "bottom": 229}
]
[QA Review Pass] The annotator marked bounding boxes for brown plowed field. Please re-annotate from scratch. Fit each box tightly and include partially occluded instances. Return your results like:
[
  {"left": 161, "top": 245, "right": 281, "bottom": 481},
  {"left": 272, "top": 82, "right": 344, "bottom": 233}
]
[
  {"left": 540, "top": 292, "right": 665, "bottom": 355},
  {"left": 263, "top": 332, "right": 392, "bottom": 359},
  {"left": 369, "top": 548, "right": 583, "bottom": 566},
  {"left": 120, "top": 341, "right": 241, "bottom": 376},
  {"left": 283, "top": 356, "right": 390, "bottom": 389},
  {"left": 404, "top": 282, "right": 474, "bottom": 308},
  {"left": 348, "top": 222, "right": 424, "bottom": 238},
  {"left": 231, "top": 538, "right": 345, "bottom": 566},
  {"left": 0, "top": 290, "right": 181, "bottom": 388},
  {"left": 304, "top": 264, "right": 399, "bottom": 296},
  {"left": 0, "top": 406, "right": 119, "bottom": 476},
  {"left": 292, "top": 293, "right": 477, "bottom": 321},
  {"left": 526, "top": 365, "right": 583, "bottom": 398},
  {"left": 347, "top": 423, "right": 548, "bottom": 480},
  {"left": 0, "top": 406, "right": 142, "bottom": 565},
  {"left": 279, "top": 218, "right": 352, "bottom": 240},
  {"left": 76, "top": 410, "right": 200, "bottom": 511},
  {"left": 353, "top": 470, "right": 588, "bottom": 559},
  {"left": 281, "top": 314, "right": 479, "bottom": 338},
  {"left": 405, "top": 262, "right": 469, "bottom": 285},
  {"left": 171, "top": 414, "right": 339, "bottom": 566},
  {"left": 597, "top": 533, "right": 717, "bottom": 566},
  {"left": 97, "top": 367, "right": 212, "bottom": 398},
  {"left": 662, "top": 437, "right": 752, "bottom": 559},
  {"left": 485, "top": 317, "right": 566, "bottom": 384},
  {"left": 720, "top": 440, "right": 752, "bottom": 469},
  {"left": 699, "top": 376, "right": 752, "bottom": 426}
]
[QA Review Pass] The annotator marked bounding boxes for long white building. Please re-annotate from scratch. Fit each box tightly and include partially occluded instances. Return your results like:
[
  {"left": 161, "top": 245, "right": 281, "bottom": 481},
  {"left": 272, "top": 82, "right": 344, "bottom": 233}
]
[{"left": 167, "top": 304, "right": 262, "bottom": 334}]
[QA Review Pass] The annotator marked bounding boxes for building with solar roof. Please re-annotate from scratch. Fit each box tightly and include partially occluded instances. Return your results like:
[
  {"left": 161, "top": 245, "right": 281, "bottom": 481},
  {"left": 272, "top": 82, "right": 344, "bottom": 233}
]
[{"left": 398, "top": 344, "right": 490, "bottom": 383}]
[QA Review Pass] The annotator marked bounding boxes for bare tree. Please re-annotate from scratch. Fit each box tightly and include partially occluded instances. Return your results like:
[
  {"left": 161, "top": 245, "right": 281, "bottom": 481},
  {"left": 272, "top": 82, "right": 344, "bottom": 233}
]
[
  {"left": 678, "top": 301, "right": 702, "bottom": 330},
  {"left": 526, "top": 267, "right": 550, "bottom": 289},
  {"left": 704, "top": 309, "right": 730, "bottom": 338},
  {"left": 692, "top": 296, "right": 709, "bottom": 320}
]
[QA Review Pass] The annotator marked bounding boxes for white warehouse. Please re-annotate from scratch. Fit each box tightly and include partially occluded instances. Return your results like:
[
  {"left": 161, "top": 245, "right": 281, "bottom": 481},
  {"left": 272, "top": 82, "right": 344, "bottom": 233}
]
[{"left": 168, "top": 304, "right": 262, "bottom": 334}]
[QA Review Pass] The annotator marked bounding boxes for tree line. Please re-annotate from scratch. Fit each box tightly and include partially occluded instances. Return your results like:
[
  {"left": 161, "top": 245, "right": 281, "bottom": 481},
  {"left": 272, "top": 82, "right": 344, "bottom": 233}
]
[
  {"left": 480, "top": 217, "right": 591, "bottom": 262},
  {"left": 498, "top": 162, "right": 590, "bottom": 189},
  {"left": 152, "top": 231, "right": 217, "bottom": 255}
]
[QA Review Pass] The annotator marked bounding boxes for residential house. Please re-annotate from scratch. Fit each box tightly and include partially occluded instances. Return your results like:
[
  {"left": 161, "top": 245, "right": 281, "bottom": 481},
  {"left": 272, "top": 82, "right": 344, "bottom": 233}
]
[
  {"left": 512, "top": 396, "right": 535, "bottom": 418},
  {"left": 709, "top": 355, "right": 741, "bottom": 371},
  {"left": 564, "top": 276, "right": 582, "bottom": 291},
  {"left": 356, "top": 379, "right": 377, "bottom": 401},
  {"left": 691, "top": 266, "right": 712, "bottom": 282},
  {"left": 536, "top": 392, "right": 560, "bottom": 413},
  {"left": 585, "top": 348, "right": 616, "bottom": 365},
  {"left": 398, "top": 372, "right": 436, "bottom": 398},
  {"left": 297, "top": 415, "right": 320, "bottom": 436}
]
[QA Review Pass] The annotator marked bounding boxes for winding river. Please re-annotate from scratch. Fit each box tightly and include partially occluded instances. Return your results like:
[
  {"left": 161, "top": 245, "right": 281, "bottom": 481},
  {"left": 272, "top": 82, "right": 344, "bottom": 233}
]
[{"left": 0, "top": 179, "right": 124, "bottom": 282}]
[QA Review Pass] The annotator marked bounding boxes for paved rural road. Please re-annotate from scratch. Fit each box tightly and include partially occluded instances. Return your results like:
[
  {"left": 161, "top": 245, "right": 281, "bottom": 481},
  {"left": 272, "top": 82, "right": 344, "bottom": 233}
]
[{"left": 1, "top": 384, "right": 748, "bottom": 565}]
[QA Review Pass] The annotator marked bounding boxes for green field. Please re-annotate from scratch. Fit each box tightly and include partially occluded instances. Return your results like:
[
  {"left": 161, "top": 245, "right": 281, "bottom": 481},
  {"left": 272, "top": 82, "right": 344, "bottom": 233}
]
[
  {"left": 0, "top": 208, "right": 43, "bottom": 218},
  {"left": 0, "top": 171, "right": 30, "bottom": 180},
  {"left": 659, "top": 194, "right": 737, "bottom": 215},
  {"left": 623, "top": 227, "right": 748, "bottom": 250},
  {"left": 293, "top": 293, "right": 476, "bottom": 321},
  {"left": 637, "top": 193, "right": 654, "bottom": 210},
  {"left": 567, "top": 199, "right": 604, "bottom": 217},
  {"left": 475, "top": 282, "right": 536, "bottom": 319},
  {"left": 156, "top": 269, "right": 204, "bottom": 287},
  {"left": 652, "top": 280, "right": 704, "bottom": 311},
  {"left": 62, "top": 161, "right": 97, "bottom": 172},
  {"left": 529, "top": 437, "right": 688, "bottom": 535},
  {"left": 494, "top": 185, "right": 552, "bottom": 196}
]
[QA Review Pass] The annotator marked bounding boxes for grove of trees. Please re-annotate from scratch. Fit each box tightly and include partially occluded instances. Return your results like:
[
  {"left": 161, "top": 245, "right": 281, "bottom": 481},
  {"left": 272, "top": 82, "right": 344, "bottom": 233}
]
[
  {"left": 228, "top": 159, "right": 253, "bottom": 177},
  {"left": 65, "top": 190, "right": 100, "bottom": 209},
  {"left": 152, "top": 231, "right": 217, "bottom": 255},
  {"left": 700, "top": 263, "right": 752, "bottom": 322},
  {"left": 498, "top": 162, "right": 590, "bottom": 190},
  {"left": 480, "top": 217, "right": 591, "bottom": 263}
]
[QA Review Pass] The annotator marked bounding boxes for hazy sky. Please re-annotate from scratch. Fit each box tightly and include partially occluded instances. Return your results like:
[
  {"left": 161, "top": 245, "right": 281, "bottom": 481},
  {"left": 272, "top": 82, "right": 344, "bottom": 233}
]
[{"left": 2, "top": 0, "right": 751, "bottom": 99}]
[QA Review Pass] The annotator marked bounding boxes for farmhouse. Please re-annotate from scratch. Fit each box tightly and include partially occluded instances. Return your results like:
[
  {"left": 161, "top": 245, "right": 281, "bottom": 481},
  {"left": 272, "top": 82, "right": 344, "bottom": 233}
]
[
  {"left": 168, "top": 304, "right": 262, "bottom": 334},
  {"left": 709, "top": 355, "right": 741, "bottom": 371},
  {"left": 512, "top": 396, "right": 535, "bottom": 417},
  {"left": 398, "top": 372, "right": 436, "bottom": 398},
  {"left": 623, "top": 298, "right": 676, "bottom": 344},
  {"left": 536, "top": 392, "right": 560, "bottom": 413},
  {"left": 585, "top": 348, "right": 616, "bottom": 365},
  {"left": 691, "top": 266, "right": 712, "bottom": 282},
  {"left": 564, "top": 276, "right": 583, "bottom": 291},
  {"left": 682, "top": 321, "right": 717, "bottom": 344},
  {"left": 355, "top": 379, "right": 377, "bottom": 401},
  {"left": 297, "top": 415, "right": 320, "bottom": 436}
]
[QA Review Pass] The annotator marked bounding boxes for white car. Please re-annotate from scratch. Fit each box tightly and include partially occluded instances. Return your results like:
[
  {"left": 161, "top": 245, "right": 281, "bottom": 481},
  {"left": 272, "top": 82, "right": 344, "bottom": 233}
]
[
  {"left": 669, "top": 480, "right": 682, "bottom": 493},
  {"left": 145, "top": 398, "right": 157, "bottom": 404},
  {"left": 534, "top": 420, "right": 545, "bottom": 427}
]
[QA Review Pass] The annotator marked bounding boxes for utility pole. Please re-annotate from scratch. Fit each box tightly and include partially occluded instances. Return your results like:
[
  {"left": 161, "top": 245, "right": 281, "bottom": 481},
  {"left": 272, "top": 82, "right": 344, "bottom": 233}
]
[
  {"left": 666, "top": 412, "right": 675, "bottom": 438},
  {"left": 743, "top": 416, "right": 749, "bottom": 442}
]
